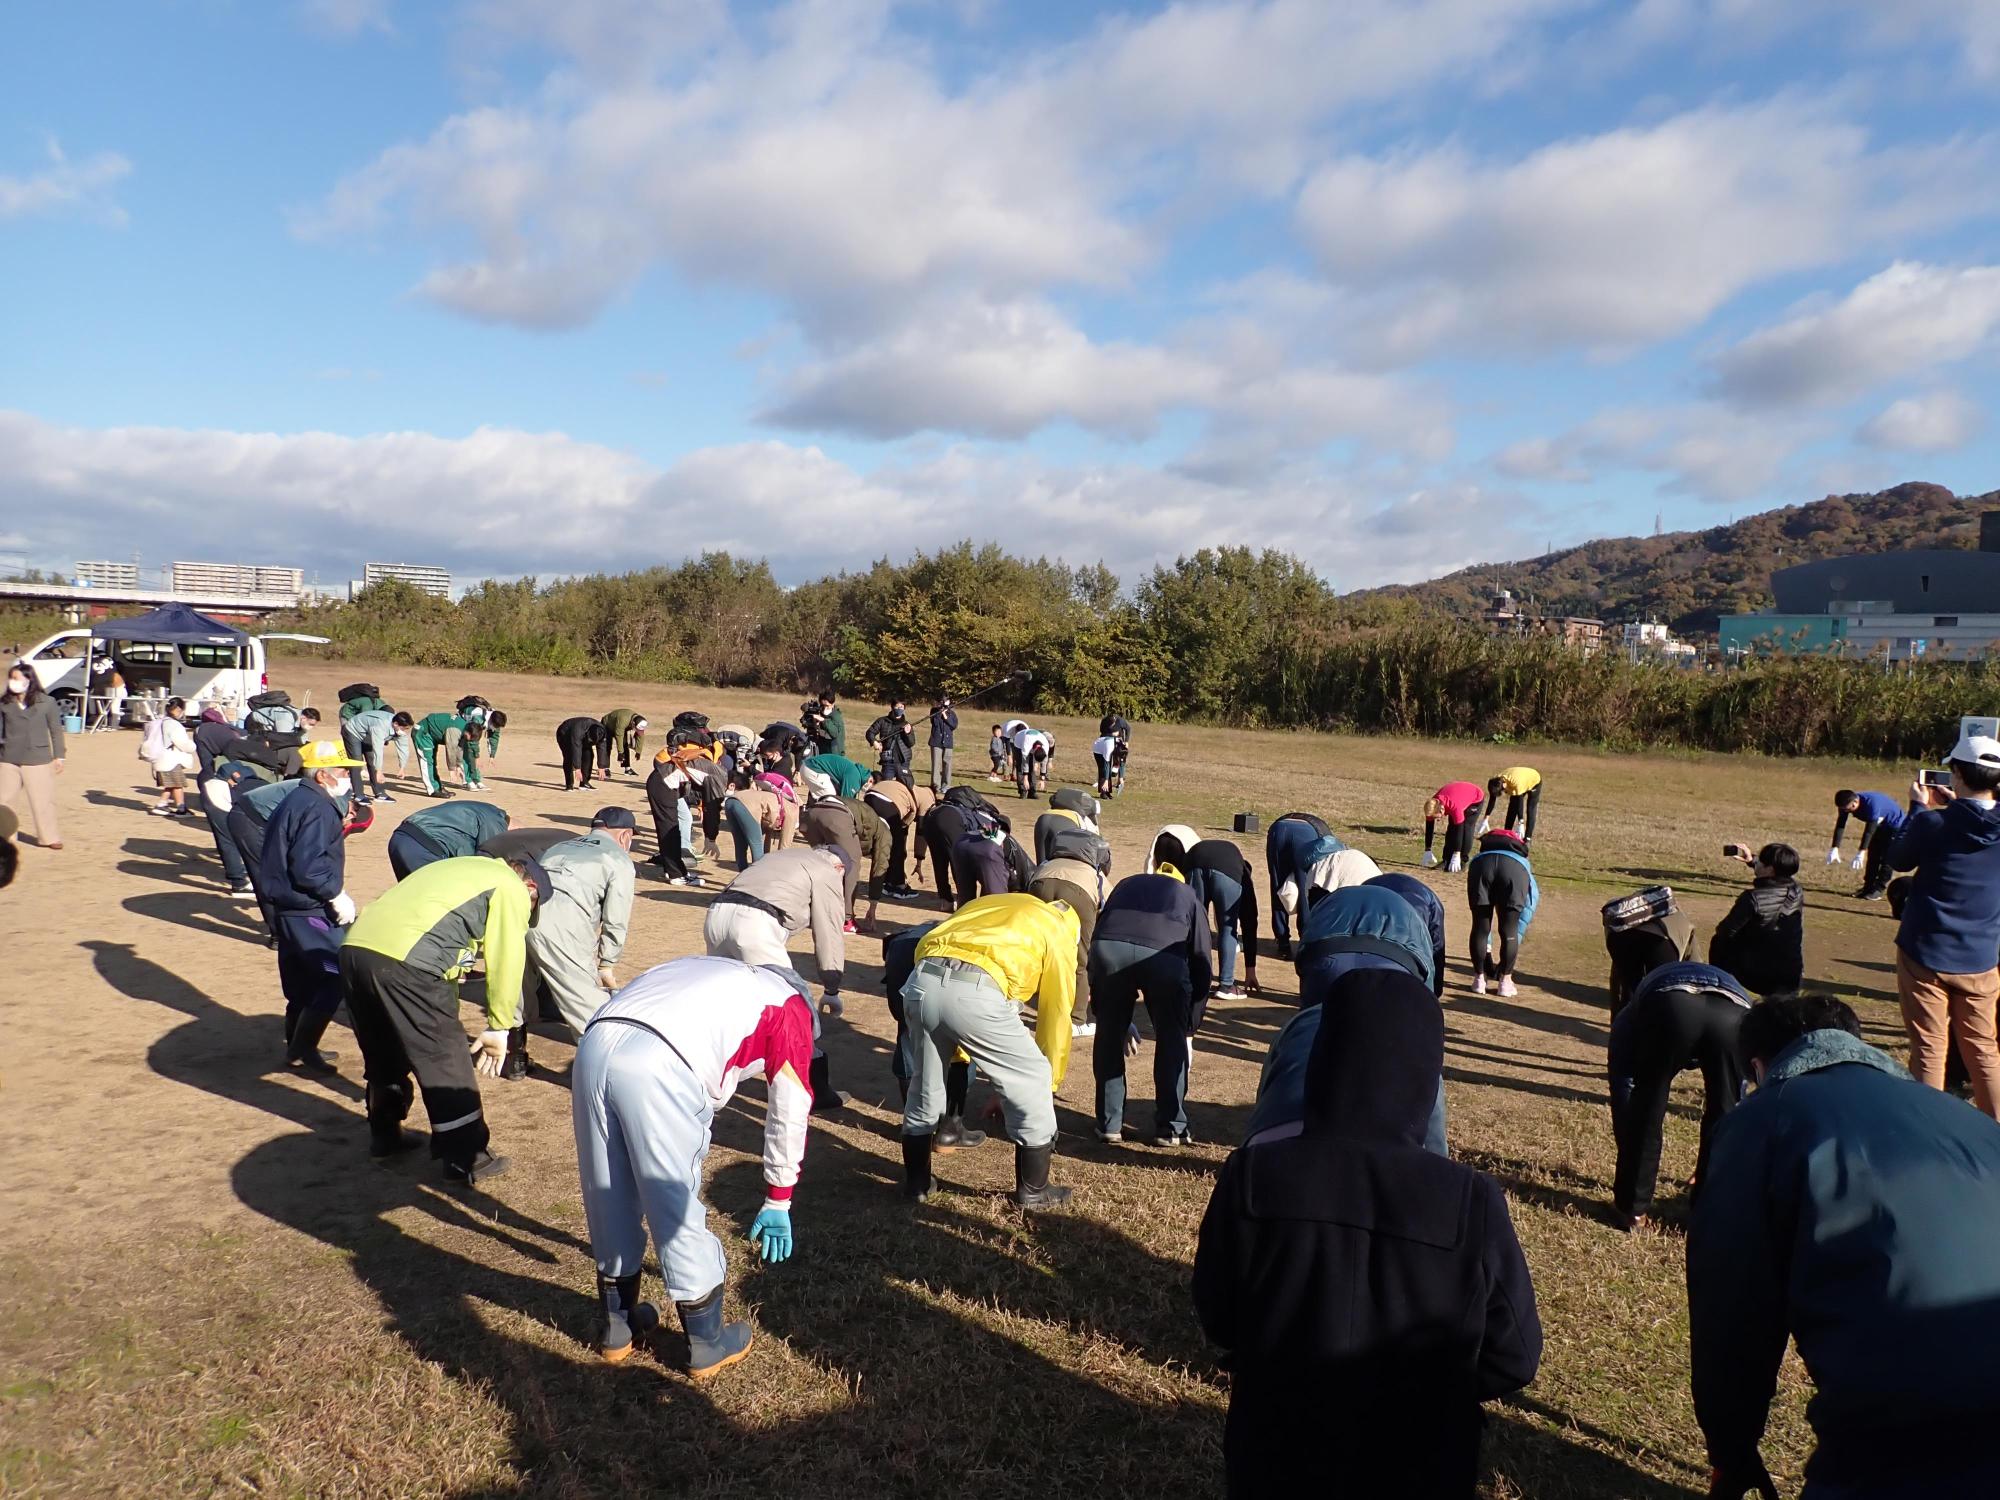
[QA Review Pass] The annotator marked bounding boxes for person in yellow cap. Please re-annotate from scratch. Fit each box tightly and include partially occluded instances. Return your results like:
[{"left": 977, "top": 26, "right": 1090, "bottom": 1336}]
[
  {"left": 338, "top": 853, "right": 548, "bottom": 1186},
  {"left": 260, "top": 740, "right": 366, "bottom": 1074},
  {"left": 1484, "top": 766, "right": 1543, "bottom": 848},
  {"left": 898, "top": 892, "right": 1081, "bottom": 1207}
]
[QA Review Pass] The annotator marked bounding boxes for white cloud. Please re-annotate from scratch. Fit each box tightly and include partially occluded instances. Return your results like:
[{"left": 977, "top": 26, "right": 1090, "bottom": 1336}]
[
  {"left": 0, "top": 138, "right": 130, "bottom": 224},
  {"left": 0, "top": 408, "right": 1506, "bottom": 591},
  {"left": 1711, "top": 262, "right": 2000, "bottom": 407},
  {"left": 1858, "top": 390, "right": 1985, "bottom": 453},
  {"left": 301, "top": 0, "right": 395, "bottom": 37},
  {"left": 301, "top": 0, "right": 1584, "bottom": 338},
  {"left": 1294, "top": 100, "right": 1991, "bottom": 359},
  {"left": 1493, "top": 403, "right": 1818, "bottom": 503}
]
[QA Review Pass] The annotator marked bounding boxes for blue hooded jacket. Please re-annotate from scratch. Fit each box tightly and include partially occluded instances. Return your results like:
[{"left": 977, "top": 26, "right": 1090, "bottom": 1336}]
[
  {"left": 1889, "top": 795, "right": 2000, "bottom": 974},
  {"left": 1367, "top": 872, "right": 1448, "bottom": 998},
  {"left": 1690, "top": 1026, "right": 2000, "bottom": 1489},
  {"left": 1253, "top": 891, "right": 1447, "bottom": 1152}
]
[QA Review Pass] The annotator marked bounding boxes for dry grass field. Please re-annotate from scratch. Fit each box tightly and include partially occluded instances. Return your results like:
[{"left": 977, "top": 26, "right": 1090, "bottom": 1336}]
[{"left": 0, "top": 659, "right": 1922, "bottom": 1498}]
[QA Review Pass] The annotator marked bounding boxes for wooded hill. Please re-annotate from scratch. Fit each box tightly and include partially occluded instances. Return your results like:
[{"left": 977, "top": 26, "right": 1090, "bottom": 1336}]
[{"left": 1367, "top": 482, "right": 2000, "bottom": 634}]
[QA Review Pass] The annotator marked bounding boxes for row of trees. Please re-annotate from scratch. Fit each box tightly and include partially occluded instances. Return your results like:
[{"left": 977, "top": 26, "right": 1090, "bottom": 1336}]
[{"left": 274, "top": 542, "right": 1993, "bottom": 760}]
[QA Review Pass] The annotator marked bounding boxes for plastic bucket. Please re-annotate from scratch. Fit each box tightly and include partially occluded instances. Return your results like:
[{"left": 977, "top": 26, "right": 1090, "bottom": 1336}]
[{"left": 63, "top": 713, "right": 85, "bottom": 735}]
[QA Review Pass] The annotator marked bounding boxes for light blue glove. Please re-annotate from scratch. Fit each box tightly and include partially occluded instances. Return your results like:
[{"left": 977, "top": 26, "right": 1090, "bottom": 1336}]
[{"left": 750, "top": 1204, "right": 793, "bottom": 1263}]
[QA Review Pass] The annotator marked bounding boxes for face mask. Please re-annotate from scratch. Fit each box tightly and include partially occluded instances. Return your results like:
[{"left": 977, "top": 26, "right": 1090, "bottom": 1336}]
[
  {"left": 6, "top": 677, "right": 26, "bottom": 695},
  {"left": 328, "top": 775, "right": 352, "bottom": 800}
]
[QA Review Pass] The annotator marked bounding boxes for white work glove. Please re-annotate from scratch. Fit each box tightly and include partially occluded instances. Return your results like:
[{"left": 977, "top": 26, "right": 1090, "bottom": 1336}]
[
  {"left": 820, "top": 991, "right": 844, "bottom": 1018},
  {"left": 1446, "top": 854, "right": 1463, "bottom": 874},
  {"left": 1277, "top": 878, "right": 1299, "bottom": 916},
  {"left": 330, "top": 890, "right": 358, "bottom": 926},
  {"left": 1420, "top": 850, "right": 1438, "bottom": 869},
  {"left": 597, "top": 965, "right": 618, "bottom": 990},
  {"left": 1825, "top": 847, "right": 1841, "bottom": 866},
  {"left": 1849, "top": 851, "right": 1867, "bottom": 871},
  {"left": 1124, "top": 1023, "right": 1142, "bottom": 1059},
  {"left": 203, "top": 778, "right": 233, "bottom": 814},
  {"left": 1475, "top": 817, "right": 1490, "bottom": 836},
  {"left": 469, "top": 1030, "right": 509, "bottom": 1077}
]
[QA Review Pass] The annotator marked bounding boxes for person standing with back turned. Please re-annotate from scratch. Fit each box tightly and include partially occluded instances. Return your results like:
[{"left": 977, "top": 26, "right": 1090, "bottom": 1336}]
[{"left": 1887, "top": 731, "right": 2000, "bottom": 1117}]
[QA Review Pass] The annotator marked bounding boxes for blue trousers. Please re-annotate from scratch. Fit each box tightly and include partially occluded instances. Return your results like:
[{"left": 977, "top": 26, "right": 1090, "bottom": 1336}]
[
  {"left": 723, "top": 798, "right": 764, "bottom": 869},
  {"left": 274, "top": 909, "right": 345, "bottom": 1023},
  {"left": 1192, "top": 867, "right": 1244, "bottom": 985}
]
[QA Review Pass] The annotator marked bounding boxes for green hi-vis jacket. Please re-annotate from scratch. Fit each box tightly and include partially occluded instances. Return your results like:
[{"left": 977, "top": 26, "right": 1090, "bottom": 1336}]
[{"left": 346, "top": 855, "right": 532, "bottom": 1029}]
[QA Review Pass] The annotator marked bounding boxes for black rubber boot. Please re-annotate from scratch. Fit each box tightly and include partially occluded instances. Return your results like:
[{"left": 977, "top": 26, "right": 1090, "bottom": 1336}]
[
  {"left": 808, "top": 1051, "right": 848, "bottom": 1113},
  {"left": 366, "top": 1081, "right": 422, "bottom": 1158},
  {"left": 285, "top": 1009, "right": 339, "bottom": 1073},
  {"left": 1011, "top": 1142, "right": 1072, "bottom": 1210},
  {"left": 902, "top": 1134, "right": 935, "bottom": 1202},
  {"left": 944, "top": 1059, "right": 971, "bottom": 1120},
  {"left": 675, "top": 1286, "right": 752, "bottom": 1380},
  {"left": 598, "top": 1272, "right": 659, "bottom": 1364},
  {"left": 935, "top": 1116, "right": 987, "bottom": 1152},
  {"left": 502, "top": 1024, "right": 529, "bottom": 1081}
]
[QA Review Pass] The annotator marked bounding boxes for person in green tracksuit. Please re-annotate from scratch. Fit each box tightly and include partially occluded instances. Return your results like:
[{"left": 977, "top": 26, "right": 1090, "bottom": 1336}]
[
  {"left": 459, "top": 710, "right": 507, "bottom": 790},
  {"left": 338, "top": 853, "right": 550, "bottom": 1186},
  {"left": 601, "top": 708, "right": 649, "bottom": 776},
  {"left": 411, "top": 711, "right": 469, "bottom": 798}
]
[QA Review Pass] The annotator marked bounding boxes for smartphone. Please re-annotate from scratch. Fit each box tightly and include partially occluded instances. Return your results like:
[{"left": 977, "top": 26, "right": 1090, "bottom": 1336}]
[
  {"left": 1721, "top": 842, "right": 1746, "bottom": 858},
  {"left": 1920, "top": 769, "right": 1954, "bottom": 788}
]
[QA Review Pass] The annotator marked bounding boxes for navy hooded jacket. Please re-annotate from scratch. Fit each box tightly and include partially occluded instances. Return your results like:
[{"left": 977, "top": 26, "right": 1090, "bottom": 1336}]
[
  {"left": 1689, "top": 1027, "right": 2000, "bottom": 1490},
  {"left": 1195, "top": 970, "right": 1542, "bottom": 1499},
  {"left": 1888, "top": 795, "right": 2000, "bottom": 974},
  {"left": 260, "top": 779, "right": 346, "bottom": 915}
]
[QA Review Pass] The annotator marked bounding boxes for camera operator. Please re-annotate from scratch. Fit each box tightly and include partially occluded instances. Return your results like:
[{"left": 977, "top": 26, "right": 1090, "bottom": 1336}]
[
  {"left": 802, "top": 688, "right": 844, "bottom": 758},
  {"left": 1707, "top": 841, "right": 1804, "bottom": 998}
]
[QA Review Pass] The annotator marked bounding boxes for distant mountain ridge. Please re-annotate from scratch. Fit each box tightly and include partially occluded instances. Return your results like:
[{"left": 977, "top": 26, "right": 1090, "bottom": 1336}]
[{"left": 1369, "top": 482, "right": 2000, "bottom": 635}]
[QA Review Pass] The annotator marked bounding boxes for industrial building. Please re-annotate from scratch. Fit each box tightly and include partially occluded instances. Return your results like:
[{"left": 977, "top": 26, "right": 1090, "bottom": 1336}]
[
  {"left": 74, "top": 560, "right": 140, "bottom": 589},
  {"left": 362, "top": 561, "right": 452, "bottom": 598},
  {"left": 1721, "top": 513, "right": 2000, "bottom": 661},
  {"left": 169, "top": 561, "right": 304, "bottom": 597}
]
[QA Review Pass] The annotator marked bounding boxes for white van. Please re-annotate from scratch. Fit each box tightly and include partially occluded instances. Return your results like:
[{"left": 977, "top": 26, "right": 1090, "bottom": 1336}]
[{"left": 18, "top": 627, "right": 329, "bottom": 720}]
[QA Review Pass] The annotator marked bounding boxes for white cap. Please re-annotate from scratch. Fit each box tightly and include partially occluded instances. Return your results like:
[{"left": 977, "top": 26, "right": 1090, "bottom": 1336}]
[{"left": 1949, "top": 733, "right": 2000, "bottom": 768}]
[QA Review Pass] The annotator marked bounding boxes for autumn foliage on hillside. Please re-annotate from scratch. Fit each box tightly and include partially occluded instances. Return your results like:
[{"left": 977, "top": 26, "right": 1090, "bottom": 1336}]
[{"left": 1369, "top": 482, "right": 1998, "bottom": 633}]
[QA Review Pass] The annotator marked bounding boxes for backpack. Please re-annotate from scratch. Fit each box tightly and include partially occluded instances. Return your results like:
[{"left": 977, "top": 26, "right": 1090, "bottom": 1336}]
[
  {"left": 1050, "top": 787, "right": 1099, "bottom": 820},
  {"left": 673, "top": 710, "right": 711, "bottom": 732},
  {"left": 339, "top": 693, "right": 388, "bottom": 722},
  {"left": 1602, "top": 885, "right": 1675, "bottom": 935},
  {"left": 1048, "top": 826, "right": 1112, "bottom": 876},
  {"left": 337, "top": 682, "right": 381, "bottom": 704},
  {"left": 244, "top": 690, "right": 301, "bottom": 737},
  {"left": 942, "top": 784, "right": 1010, "bottom": 833},
  {"left": 455, "top": 694, "right": 490, "bottom": 720}
]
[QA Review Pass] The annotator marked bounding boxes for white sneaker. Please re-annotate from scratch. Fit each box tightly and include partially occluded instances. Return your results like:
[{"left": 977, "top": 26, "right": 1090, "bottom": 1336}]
[
  {"left": 1472, "top": 974, "right": 1487, "bottom": 995},
  {"left": 1498, "top": 976, "right": 1518, "bottom": 998},
  {"left": 1071, "top": 1022, "right": 1097, "bottom": 1039},
  {"left": 1420, "top": 850, "right": 1438, "bottom": 869},
  {"left": 148, "top": 804, "right": 172, "bottom": 817}
]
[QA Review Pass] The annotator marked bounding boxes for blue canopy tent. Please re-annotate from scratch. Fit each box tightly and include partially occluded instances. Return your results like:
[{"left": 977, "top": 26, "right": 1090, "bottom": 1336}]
[
  {"left": 87, "top": 602, "right": 249, "bottom": 647},
  {"left": 85, "top": 603, "right": 251, "bottom": 726}
]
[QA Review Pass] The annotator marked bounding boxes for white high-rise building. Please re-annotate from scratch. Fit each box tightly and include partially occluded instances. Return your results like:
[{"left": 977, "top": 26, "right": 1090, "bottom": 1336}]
[
  {"left": 363, "top": 562, "right": 452, "bottom": 598},
  {"left": 170, "top": 561, "right": 304, "bottom": 596},
  {"left": 74, "top": 560, "right": 140, "bottom": 589}
]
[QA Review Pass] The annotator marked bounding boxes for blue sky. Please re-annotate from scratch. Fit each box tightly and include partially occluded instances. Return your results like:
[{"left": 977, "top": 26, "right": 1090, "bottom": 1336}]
[{"left": 3, "top": 0, "right": 1997, "bottom": 593}]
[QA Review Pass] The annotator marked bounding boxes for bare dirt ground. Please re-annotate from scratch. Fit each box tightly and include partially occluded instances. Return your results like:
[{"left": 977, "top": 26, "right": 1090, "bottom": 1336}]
[{"left": 0, "top": 659, "right": 1916, "bottom": 1497}]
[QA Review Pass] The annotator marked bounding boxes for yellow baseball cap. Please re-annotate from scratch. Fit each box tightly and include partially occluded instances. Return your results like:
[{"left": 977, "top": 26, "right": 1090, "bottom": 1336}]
[{"left": 299, "top": 739, "right": 364, "bottom": 770}]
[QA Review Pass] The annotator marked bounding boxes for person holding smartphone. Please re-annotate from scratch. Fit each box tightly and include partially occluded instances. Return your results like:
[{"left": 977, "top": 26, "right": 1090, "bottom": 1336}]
[{"left": 1886, "top": 733, "right": 2000, "bottom": 1117}]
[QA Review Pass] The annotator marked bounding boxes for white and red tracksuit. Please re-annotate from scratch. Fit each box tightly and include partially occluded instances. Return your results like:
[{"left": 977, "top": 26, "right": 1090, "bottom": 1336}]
[{"left": 571, "top": 957, "right": 814, "bottom": 1303}]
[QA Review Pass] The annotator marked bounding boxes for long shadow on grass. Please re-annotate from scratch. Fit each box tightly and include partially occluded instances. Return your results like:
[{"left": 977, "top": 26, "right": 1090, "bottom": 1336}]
[
  {"left": 1488, "top": 1408, "right": 1705, "bottom": 1499},
  {"left": 1449, "top": 991, "right": 1609, "bottom": 1046}
]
